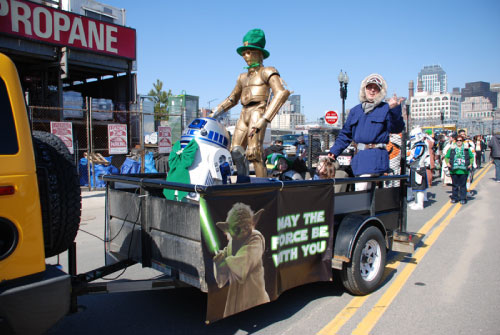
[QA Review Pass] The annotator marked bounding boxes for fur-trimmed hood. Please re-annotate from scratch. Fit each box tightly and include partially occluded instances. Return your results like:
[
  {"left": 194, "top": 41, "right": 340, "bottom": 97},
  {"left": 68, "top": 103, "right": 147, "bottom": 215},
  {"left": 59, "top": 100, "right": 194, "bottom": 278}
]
[{"left": 358, "top": 73, "right": 387, "bottom": 106}]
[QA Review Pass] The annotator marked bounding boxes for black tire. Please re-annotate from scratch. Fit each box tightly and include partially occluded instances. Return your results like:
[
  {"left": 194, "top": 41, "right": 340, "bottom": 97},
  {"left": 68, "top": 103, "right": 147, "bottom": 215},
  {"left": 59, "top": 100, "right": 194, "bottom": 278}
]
[
  {"left": 341, "top": 226, "right": 386, "bottom": 295},
  {"left": 33, "top": 131, "right": 81, "bottom": 257}
]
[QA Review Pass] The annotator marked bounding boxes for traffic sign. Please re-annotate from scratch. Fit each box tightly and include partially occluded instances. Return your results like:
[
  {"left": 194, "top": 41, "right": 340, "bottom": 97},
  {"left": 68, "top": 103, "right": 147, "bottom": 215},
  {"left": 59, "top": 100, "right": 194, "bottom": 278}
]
[{"left": 325, "top": 110, "right": 338, "bottom": 125}]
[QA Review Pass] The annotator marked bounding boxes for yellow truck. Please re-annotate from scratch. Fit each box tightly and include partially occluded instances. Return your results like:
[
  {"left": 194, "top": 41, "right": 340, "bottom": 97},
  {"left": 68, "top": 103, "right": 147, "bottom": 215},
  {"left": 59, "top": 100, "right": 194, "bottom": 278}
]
[{"left": 0, "top": 53, "right": 81, "bottom": 334}]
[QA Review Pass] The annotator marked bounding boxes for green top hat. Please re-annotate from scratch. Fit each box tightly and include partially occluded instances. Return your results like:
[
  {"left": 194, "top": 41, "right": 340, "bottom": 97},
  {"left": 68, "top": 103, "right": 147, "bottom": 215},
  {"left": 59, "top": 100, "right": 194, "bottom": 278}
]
[{"left": 236, "top": 29, "right": 270, "bottom": 59}]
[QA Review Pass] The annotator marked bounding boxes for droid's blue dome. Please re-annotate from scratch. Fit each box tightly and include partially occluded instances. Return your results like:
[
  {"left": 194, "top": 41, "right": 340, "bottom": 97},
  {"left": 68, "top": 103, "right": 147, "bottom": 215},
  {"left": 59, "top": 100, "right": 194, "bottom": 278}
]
[{"left": 180, "top": 117, "right": 230, "bottom": 149}]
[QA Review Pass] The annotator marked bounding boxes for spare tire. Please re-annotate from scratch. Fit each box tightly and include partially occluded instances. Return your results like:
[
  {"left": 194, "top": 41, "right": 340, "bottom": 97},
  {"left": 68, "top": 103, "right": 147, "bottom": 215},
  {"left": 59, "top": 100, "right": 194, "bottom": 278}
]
[{"left": 33, "top": 131, "right": 81, "bottom": 257}]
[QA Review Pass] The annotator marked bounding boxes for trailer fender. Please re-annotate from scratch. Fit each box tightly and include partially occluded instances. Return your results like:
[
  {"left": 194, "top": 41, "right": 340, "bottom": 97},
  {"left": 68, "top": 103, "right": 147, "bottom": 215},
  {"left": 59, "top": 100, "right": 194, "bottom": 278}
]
[{"left": 332, "top": 214, "right": 387, "bottom": 270}]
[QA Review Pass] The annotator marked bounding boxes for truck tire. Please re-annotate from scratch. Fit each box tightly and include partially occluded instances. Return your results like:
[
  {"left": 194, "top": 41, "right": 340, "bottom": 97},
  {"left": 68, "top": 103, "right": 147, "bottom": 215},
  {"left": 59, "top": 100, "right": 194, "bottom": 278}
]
[
  {"left": 341, "top": 226, "right": 386, "bottom": 295},
  {"left": 33, "top": 131, "right": 81, "bottom": 258}
]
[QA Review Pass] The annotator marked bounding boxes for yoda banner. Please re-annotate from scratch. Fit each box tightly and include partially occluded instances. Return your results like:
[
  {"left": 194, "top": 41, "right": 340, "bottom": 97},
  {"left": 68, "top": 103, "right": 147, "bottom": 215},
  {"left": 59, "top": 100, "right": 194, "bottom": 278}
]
[{"left": 200, "top": 184, "right": 335, "bottom": 323}]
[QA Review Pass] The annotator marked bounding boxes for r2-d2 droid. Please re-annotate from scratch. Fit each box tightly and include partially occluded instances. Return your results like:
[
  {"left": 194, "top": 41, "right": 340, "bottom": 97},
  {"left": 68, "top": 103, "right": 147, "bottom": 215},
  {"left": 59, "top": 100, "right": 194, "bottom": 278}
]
[{"left": 180, "top": 117, "right": 234, "bottom": 200}]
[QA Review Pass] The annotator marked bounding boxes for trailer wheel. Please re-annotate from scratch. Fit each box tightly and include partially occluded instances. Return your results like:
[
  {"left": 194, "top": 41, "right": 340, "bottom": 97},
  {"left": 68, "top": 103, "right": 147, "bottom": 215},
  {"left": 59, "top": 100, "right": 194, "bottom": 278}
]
[
  {"left": 33, "top": 131, "right": 81, "bottom": 258},
  {"left": 341, "top": 226, "right": 386, "bottom": 295}
]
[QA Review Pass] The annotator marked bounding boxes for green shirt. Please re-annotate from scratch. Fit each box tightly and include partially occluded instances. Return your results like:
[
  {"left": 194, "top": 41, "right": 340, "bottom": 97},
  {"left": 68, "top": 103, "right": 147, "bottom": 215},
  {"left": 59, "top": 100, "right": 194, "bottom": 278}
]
[{"left": 444, "top": 146, "right": 473, "bottom": 175}]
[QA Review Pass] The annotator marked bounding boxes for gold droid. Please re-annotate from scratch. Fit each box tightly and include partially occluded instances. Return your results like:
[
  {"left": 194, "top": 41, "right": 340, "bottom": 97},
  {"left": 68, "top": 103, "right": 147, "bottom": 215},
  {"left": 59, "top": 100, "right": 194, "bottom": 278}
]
[{"left": 211, "top": 29, "right": 290, "bottom": 177}]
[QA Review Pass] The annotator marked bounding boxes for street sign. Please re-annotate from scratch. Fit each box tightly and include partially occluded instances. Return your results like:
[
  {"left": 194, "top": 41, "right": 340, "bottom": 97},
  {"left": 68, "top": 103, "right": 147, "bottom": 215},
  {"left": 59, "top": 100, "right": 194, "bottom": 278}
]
[{"left": 325, "top": 110, "right": 338, "bottom": 125}]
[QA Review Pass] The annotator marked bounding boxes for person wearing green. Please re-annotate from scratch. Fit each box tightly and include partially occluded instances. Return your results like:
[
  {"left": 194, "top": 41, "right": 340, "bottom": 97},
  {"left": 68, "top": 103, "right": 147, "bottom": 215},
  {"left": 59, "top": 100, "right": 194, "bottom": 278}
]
[{"left": 444, "top": 135, "right": 474, "bottom": 204}]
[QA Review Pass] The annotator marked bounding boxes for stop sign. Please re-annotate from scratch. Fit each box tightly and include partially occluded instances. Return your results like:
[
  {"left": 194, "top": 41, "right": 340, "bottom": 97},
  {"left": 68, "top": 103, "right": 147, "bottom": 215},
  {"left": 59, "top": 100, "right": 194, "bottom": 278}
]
[{"left": 325, "top": 110, "right": 338, "bottom": 125}]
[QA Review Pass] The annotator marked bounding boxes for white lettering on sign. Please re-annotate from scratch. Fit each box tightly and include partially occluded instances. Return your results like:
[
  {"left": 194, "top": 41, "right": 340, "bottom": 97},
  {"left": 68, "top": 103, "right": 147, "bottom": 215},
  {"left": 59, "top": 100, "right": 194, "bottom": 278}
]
[
  {"left": 33, "top": 7, "right": 52, "bottom": 38},
  {"left": 0, "top": 0, "right": 135, "bottom": 58},
  {"left": 53, "top": 11, "right": 70, "bottom": 41},
  {"left": 68, "top": 17, "right": 87, "bottom": 47},
  {"left": 11, "top": 0, "right": 32, "bottom": 35},
  {"left": 106, "top": 25, "right": 117, "bottom": 53},
  {"left": 88, "top": 21, "right": 103, "bottom": 50}
]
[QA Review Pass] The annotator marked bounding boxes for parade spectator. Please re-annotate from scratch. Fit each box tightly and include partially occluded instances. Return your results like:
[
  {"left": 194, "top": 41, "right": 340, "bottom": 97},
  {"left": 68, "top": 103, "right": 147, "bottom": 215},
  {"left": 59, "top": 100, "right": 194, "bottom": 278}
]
[
  {"left": 424, "top": 132, "right": 436, "bottom": 189},
  {"left": 473, "top": 135, "right": 486, "bottom": 168},
  {"left": 262, "top": 138, "right": 284, "bottom": 162},
  {"left": 312, "top": 157, "right": 349, "bottom": 192},
  {"left": 445, "top": 135, "right": 474, "bottom": 204},
  {"left": 294, "top": 135, "right": 307, "bottom": 159},
  {"left": 441, "top": 133, "right": 455, "bottom": 186},
  {"left": 266, "top": 152, "right": 308, "bottom": 180},
  {"left": 328, "top": 73, "right": 405, "bottom": 191},
  {"left": 458, "top": 129, "right": 476, "bottom": 198},
  {"left": 488, "top": 132, "right": 500, "bottom": 182}
]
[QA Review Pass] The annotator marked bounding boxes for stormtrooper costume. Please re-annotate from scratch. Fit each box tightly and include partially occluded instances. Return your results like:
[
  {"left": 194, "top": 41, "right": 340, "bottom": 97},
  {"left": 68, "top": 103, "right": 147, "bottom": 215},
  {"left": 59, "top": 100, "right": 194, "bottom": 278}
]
[{"left": 407, "top": 127, "right": 430, "bottom": 210}]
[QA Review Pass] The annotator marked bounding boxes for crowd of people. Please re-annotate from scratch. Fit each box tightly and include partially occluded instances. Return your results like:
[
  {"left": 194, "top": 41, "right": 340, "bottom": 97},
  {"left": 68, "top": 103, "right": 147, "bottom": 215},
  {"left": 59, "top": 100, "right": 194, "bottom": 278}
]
[{"left": 260, "top": 72, "right": 500, "bottom": 213}]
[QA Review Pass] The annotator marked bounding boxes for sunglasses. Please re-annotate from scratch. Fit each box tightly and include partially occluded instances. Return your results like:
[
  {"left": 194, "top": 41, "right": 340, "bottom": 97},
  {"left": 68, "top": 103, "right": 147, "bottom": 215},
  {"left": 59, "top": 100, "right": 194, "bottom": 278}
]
[{"left": 456, "top": 140, "right": 463, "bottom": 142}]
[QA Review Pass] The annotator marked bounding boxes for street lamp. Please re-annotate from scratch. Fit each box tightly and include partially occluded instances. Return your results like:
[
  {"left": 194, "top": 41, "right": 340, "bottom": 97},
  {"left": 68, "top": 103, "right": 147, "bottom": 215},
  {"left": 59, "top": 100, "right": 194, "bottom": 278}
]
[
  {"left": 440, "top": 108, "right": 444, "bottom": 127},
  {"left": 338, "top": 70, "right": 349, "bottom": 127}
]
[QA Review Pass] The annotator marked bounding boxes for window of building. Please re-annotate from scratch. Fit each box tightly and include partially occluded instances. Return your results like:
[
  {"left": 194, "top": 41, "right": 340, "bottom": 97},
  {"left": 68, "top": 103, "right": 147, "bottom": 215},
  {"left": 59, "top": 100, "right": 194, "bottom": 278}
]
[{"left": 85, "top": 9, "right": 115, "bottom": 23}]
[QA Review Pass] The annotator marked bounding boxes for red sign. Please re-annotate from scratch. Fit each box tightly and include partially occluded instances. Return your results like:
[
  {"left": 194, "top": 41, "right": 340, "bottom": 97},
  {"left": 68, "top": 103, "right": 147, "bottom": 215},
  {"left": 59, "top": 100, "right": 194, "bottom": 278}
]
[
  {"left": 108, "top": 124, "right": 127, "bottom": 154},
  {"left": 325, "top": 111, "right": 338, "bottom": 125},
  {"left": 50, "top": 121, "right": 73, "bottom": 154},
  {"left": 0, "top": 0, "right": 136, "bottom": 59}
]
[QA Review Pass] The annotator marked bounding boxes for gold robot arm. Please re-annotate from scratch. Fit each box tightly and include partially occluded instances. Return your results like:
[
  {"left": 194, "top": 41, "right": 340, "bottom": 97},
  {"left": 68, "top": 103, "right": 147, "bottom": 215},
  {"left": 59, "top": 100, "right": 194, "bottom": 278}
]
[
  {"left": 253, "top": 74, "right": 290, "bottom": 131},
  {"left": 210, "top": 76, "right": 243, "bottom": 118}
]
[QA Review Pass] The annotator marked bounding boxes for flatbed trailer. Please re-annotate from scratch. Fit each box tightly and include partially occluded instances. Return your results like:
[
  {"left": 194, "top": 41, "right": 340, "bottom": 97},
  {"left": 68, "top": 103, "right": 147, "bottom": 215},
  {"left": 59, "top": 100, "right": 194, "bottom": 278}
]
[{"left": 91, "top": 173, "right": 414, "bottom": 323}]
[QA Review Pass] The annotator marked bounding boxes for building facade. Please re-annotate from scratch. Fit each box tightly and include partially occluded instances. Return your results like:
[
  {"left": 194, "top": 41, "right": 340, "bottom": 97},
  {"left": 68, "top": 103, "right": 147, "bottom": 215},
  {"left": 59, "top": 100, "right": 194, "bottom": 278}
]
[
  {"left": 461, "top": 96, "right": 494, "bottom": 119},
  {"left": 461, "top": 81, "right": 498, "bottom": 109},
  {"left": 410, "top": 91, "right": 461, "bottom": 123},
  {"left": 270, "top": 100, "right": 305, "bottom": 130},
  {"left": 270, "top": 95, "right": 305, "bottom": 130},
  {"left": 418, "top": 65, "right": 447, "bottom": 93}
]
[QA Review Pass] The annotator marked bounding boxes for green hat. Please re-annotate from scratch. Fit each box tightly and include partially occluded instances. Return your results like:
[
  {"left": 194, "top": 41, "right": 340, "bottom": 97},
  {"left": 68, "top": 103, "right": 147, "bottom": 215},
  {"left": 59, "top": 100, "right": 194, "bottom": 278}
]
[
  {"left": 236, "top": 29, "right": 270, "bottom": 59},
  {"left": 267, "top": 153, "right": 289, "bottom": 170}
]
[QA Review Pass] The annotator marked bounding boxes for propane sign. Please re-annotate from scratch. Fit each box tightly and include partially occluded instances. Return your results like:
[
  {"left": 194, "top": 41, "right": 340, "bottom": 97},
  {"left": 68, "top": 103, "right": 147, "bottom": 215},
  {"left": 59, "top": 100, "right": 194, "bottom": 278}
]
[
  {"left": 0, "top": 0, "right": 136, "bottom": 59},
  {"left": 108, "top": 124, "right": 128, "bottom": 154},
  {"left": 325, "top": 111, "right": 338, "bottom": 125}
]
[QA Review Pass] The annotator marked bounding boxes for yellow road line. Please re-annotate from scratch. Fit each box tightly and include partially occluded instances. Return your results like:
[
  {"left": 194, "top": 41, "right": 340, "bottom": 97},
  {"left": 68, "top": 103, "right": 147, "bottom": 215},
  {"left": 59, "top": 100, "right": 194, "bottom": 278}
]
[
  {"left": 317, "top": 162, "right": 492, "bottom": 335},
  {"left": 351, "top": 163, "right": 492, "bottom": 335}
]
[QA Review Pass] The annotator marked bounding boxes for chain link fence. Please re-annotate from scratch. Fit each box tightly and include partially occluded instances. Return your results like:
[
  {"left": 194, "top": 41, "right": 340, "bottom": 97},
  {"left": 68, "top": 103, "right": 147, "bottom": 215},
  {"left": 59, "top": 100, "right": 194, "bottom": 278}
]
[{"left": 29, "top": 102, "right": 184, "bottom": 190}]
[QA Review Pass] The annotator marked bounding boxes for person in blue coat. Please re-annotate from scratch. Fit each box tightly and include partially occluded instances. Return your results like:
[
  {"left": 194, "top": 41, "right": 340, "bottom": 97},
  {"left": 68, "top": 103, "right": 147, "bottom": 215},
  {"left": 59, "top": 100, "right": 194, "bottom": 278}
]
[{"left": 328, "top": 73, "right": 405, "bottom": 190}]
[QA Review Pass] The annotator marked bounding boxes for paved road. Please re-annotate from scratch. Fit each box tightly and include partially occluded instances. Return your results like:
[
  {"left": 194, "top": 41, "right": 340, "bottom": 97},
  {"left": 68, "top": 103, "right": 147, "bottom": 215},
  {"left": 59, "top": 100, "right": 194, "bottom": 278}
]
[{"left": 47, "top": 163, "right": 500, "bottom": 335}]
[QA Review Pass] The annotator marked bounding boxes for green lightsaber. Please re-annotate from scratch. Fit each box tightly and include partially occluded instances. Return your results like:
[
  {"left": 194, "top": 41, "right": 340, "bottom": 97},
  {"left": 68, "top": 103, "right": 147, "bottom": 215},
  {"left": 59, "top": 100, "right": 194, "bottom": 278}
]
[{"left": 200, "top": 198, "right": 220, "bottom": 255}]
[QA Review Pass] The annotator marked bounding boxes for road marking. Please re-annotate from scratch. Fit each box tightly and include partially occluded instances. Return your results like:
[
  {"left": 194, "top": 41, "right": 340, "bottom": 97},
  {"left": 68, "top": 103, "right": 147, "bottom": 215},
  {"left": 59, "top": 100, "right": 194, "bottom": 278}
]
[
  {"left": 317, "top": 162, "right": 492, "bottom": 335},
  {"left": 351, "top": 163, "right": 492, "bottom": 335}
]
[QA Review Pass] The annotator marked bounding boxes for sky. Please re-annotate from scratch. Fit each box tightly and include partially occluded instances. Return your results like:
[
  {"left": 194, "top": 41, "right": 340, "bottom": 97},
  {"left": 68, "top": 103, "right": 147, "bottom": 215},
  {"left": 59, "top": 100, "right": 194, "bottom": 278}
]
[{"left": 104, "top": 0, "right": 500, "bottom": 122}]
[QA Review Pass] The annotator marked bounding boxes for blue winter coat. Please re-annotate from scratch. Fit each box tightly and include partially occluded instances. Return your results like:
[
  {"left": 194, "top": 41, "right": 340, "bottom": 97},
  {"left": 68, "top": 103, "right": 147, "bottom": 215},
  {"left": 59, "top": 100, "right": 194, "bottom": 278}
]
[{"left": 329, "top": 102, "right": 404, "bottom": 175}]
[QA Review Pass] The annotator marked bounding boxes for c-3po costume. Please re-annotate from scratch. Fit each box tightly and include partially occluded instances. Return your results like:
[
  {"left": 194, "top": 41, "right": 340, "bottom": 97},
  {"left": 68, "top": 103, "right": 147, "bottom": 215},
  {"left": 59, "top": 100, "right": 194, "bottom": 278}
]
[{"left": 211, "top": 29, "right": 290, "bottom": 177}]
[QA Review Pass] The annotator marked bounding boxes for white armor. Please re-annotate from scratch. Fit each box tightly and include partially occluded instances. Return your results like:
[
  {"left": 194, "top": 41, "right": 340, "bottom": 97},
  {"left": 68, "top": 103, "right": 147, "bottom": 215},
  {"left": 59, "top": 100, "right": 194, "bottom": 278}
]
[{"left": 407, "top": 127, "right": 430, "bottom": 210}]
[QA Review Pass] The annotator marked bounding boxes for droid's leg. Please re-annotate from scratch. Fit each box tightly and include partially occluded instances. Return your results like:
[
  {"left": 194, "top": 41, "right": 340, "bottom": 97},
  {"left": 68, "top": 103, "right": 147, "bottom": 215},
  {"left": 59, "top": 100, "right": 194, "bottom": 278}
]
[
  {"left": 247, "top": 108, "right": 267, "bottom": 178},
  {"left": 231, "top": 118, "right": 250, "bottom": 176},
  {"left": 231, "top": 146, "right": 249, "bottom": 176}
]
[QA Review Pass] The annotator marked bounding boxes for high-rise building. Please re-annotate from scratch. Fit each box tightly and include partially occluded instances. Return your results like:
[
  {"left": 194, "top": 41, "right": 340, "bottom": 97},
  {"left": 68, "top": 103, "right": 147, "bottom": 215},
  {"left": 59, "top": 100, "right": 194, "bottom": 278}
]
[
  {"left": 461, "top": 81, "right": 497, "bottom": 108},
  {"left": 270, "top": 95, "right": 305, "bottom": 130},
  {"left": 287, "top": 95, "right": 301, "bottom": 114},
  {"left": 490, "top": 83, "right": 500, "bottom": 107},
  {"left": 417, "top": 65, "right": 447, "bottom": 93},
  {"left": 270, "top": 100, "right": 305, "bottom": 129}
]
